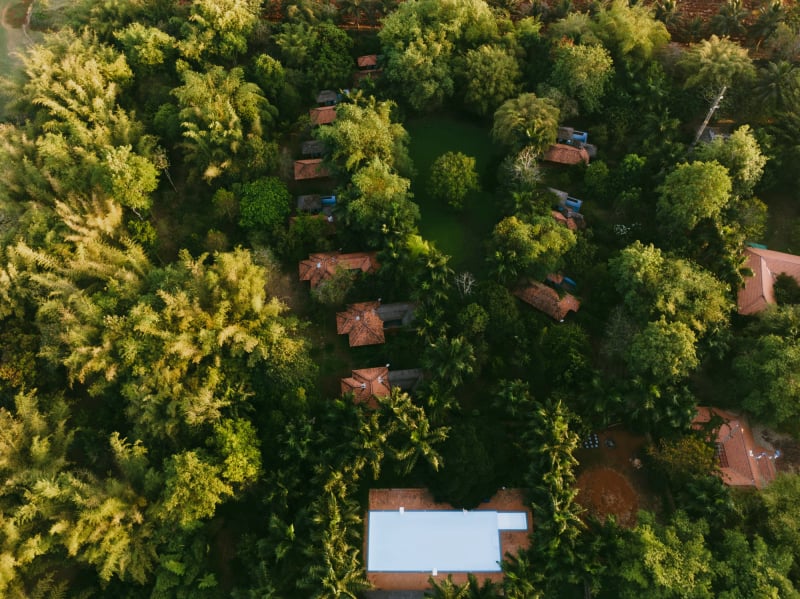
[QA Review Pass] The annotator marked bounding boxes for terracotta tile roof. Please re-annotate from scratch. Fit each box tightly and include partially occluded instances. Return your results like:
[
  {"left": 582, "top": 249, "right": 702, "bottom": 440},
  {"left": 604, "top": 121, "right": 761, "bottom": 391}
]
[
  {"left": 342, "top": 367, "right": 391, "bottom": 407},
  {"left": 738, "top": 246, "right": 800, "bottom": 315},
  {"left": 692, "top": 407, "right": 777, "bottom": 489},
  {"left": 293, "top": 158, "right": 331, "bottom": 181},
  {"left": 551, "top": 210, "right": 578, "bottom": 231},
  {"left": 298, "top": 251, "right": 379, "bottom": 288},
  {"left": 309, "top": 105, "right": 337, "bottom": 126},
  {"left": 514, "top": 281, "right": 580, "bottom": 321},
  {"left": 357, "top": 54, "right": 378, "bottom": 68},
  {"left": 543, "top": 143, "right": 590, "bottom": 165},
  {"left": 336, "top": 301, "right": 386, "bottom": 347}
]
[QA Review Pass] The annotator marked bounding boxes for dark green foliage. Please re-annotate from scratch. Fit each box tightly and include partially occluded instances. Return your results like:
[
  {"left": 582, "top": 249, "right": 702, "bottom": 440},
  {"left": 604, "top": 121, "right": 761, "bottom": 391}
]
[
  {"left": 237, "top": 177, "right": 292, "bottom": 231},
  {"left": 775, "top": 273, "right": 800, "bottom": 305},
  {"left": 428, "top": 420, "right": 499, "bottom": 509}
]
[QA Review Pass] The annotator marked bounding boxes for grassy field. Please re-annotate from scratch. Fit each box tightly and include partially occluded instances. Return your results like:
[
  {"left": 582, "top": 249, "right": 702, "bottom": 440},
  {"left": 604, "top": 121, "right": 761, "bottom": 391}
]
[{"left": 406, "top": 115, "right": 502, "bottom": 274}]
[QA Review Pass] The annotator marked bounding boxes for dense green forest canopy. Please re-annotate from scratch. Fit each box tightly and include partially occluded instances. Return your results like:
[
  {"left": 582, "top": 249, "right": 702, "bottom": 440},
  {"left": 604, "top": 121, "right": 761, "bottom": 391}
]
[{"left": 2, "top": 0, "right": 800, "bottom": 596}]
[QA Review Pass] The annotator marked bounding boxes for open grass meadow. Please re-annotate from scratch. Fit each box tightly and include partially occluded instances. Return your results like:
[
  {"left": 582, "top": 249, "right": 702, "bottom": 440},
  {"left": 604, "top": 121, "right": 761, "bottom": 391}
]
[{"left": 406, "top": 115, "right": 503, "bottom": 274}]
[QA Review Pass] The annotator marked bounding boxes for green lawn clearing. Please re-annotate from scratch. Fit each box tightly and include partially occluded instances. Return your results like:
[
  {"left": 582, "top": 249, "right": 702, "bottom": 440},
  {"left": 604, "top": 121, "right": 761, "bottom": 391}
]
[{"left": 406, "top": 115, "right": 502, "bottom": 274}]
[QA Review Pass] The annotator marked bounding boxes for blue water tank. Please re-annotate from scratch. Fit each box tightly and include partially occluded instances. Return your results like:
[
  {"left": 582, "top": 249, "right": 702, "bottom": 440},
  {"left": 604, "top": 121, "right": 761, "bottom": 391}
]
[{"left": 321, "top": 195, "right": 337, "bottom": 206}]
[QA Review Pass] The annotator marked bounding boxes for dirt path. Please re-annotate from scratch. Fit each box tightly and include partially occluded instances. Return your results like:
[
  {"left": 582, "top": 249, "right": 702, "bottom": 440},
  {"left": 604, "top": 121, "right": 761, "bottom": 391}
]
[{"left": 0, "top": 0, "right": 30, "bottom": 76}]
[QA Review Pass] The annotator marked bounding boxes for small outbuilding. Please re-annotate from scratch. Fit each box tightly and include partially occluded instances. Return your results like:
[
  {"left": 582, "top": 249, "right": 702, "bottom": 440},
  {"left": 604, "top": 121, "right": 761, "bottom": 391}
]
[
  {"left": 298, "top": 251, "right": 379, "bottom": 288},
  {"left": 514, "top": 281, "right": 580, "bottom": 321},
  {"left": 293, "top": 158, "right": 331, "bottom": 181},
  {"left": 543, "top": 143, "right": 590, "bottom": 166},
  {"left": 309, "top": 105, "right": 337, "bottom": 126}
]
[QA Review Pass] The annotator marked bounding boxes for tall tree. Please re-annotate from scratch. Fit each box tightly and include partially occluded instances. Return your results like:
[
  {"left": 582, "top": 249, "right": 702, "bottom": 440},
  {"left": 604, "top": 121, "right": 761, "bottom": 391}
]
[
  {"left": 492, "top": 93, "right": 560, "bottom": 154},
  {"left": 656, "top": 161, "right": 732, "bottom": 234},
  {"left": 315, "top": 97, "right": 412, "bottom": 174},
  {"left": 172, "top": 65, "right": 275, "bottom": 182}
]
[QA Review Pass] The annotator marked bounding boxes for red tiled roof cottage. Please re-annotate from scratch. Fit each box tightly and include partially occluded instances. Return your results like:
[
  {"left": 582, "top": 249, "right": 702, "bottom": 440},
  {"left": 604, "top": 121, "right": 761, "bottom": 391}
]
[
  {"left": 738, "top": 246, "right": 800, "bottom": 315},
  {"left": 341, "top": 367, "right": 391, "bottom": 407},
  {"left": 693, "top": 407, "right": 777, "bottom": 489},
  {"left": 544, "top": 143, "right": 590, "bottom": 165},
  {"left": 298, "top": 252, "right": 378, "bottom": 288},
  {"left": 293, "top": 158, "right": 331, "bottom": 181},
  {"left": 309, "top": 105, "right": 337, "bottom": 126},
  {"left": 514, "top": 281, "right": 580, "bottom": 321},
  {"left": 336, "top": 301, "right": 385, "bottom": 347}
]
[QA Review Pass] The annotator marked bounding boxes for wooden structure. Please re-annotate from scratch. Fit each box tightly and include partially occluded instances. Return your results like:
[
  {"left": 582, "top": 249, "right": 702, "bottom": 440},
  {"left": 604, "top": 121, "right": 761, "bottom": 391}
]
[
  {"left": 293, "top": 158, "right": 331, "bottom": 181},
  {"left": 309, "top": 105, "right": 337, "bottom": 126},
  {"left": 514, "top": 281, "right": 580, "bottom": 321},
  {"left": 543, "top": 143, "right": 590, "bottom": 165}
]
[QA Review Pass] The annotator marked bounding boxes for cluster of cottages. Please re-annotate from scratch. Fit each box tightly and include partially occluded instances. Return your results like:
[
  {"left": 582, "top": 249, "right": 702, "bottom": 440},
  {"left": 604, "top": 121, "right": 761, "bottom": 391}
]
[
  {"left": 294, "top": 54, "right": 381, "bottom": 187},
  {"left": 298, "top": 251, "right": 423, "bottom": 407},
  {"left": 293, "top": 116, "right": 795, "bottom": 592},
  {"left": 687, "top": 244, "right": 800, "bottom": 490}
]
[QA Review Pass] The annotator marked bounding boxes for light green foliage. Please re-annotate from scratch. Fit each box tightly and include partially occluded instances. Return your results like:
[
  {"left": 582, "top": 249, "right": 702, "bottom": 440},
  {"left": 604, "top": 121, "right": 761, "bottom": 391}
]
[
  {"left": 609, "top": 242, "right": 733, "bottom": 339},
  {"left": 549, "top": 12, "right": 602, "bottom": 46},
  {"left": 162, "top": 451, "right": 234, "bottom": 527},
  {"left": 274, "top": 21, "right": 353, "bottom": 90},
  {"left": 678, "top": 35, "right": 755, "bottom": 91},
  {"left": 550, "top": 41, "right": 613, "bottom": 114},
  {"left": 713, "top": 530, "right": 798, "bottom": 598},
  {"left": 733, "top": 332, "right": 800, "bottom": 429},
  {"left": 613, "top": 511, "right": 713, "bottom": 598},
  {"left": 657, "top": 161, "right": 732, "bottom": 233},
  {"left": 252, "top": 53, "right": 286, "bottom": 98},
  {"left": 104, "top": 145, "right": 159, "bottom": 211},
  {"left": 238, "top": 177, "right": 291, "bottom": 230},
  {"left": 488, "top": 215, "right": 576, "bottom": 282},
  {"left": 627, "top": 318, "right": 699, "bottom": 384},
  {"left": 694, "top": 125, "right": 767, "bottom": 197},
  {"left": 593, "top": 0, "right": 670, "bottom": 69},
  {"left": 172, "top": 66, "right": 273, "bottom": 182},
  {"left": 429, "top": 151, "right": 479, "bottom": 209},
  {"left": 647, "top": 435, "right": 717, "bottom": 486},
  {"left": 114, "top": 23, "right": 176, "bottom": 70},
  {"left": 379, "top": 0, "right": 498, "bottom": 111},
  {"left": 315, "top": 98, "right": 411, "bottom": 174},
  {"left": 211, "top": 418, "right": 262, "bottom": 486},
  {"left": 461, "top": 44, "right": 521, "bottom": 116},
  {"left": 180, "top": 0, "right": 260, "bottom": 61},
  {"left": 761, "top": 473, "right": 800, "bottom": 567},
  {"left": 344, "top": 158, "right": 419, "bottom": 247},
  {"left": 492, "top": 93, "right": 560, "bottom": 154}
]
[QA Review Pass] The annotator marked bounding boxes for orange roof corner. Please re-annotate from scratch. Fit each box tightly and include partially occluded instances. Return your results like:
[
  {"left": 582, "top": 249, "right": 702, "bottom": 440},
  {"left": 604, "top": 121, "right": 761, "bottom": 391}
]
[
  {"left": 342, "top": 367, "right": 391, "bottom": 407},
  {"left": 738, "top": 246, "right": 800, "bottom": 315},
  {"left": 309, "top": 105, "right": 337, "bottom": 126},
  {"left": 544, "top": 143, "right": 590, "bottom": 165},
  {"left": 514, "top": 281, "right": 580, "bottom": 321},
  {"left": 693, "top": 407, "right": 778, "bottom": 489},
  {"left": 336, "top": 301, "right": 385, "bottom": 347},
  {"left": 299, "top": 252, "right": 379, "bottom": 288},
  {"left": 357, "top": 54, "right": 378, "bottom": 68},
  {"left": 294, "top": 158, "right": 331, "bottom": 181}
]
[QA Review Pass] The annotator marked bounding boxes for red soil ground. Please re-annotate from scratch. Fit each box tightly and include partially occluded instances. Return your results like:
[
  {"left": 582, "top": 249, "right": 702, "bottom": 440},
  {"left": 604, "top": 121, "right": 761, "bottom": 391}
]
[
  {"left": 574, "top": 428, "right": 660, "bottom": 527},
  {"left": 576, "top": 467, "right": 639, "bottom": 528}
]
